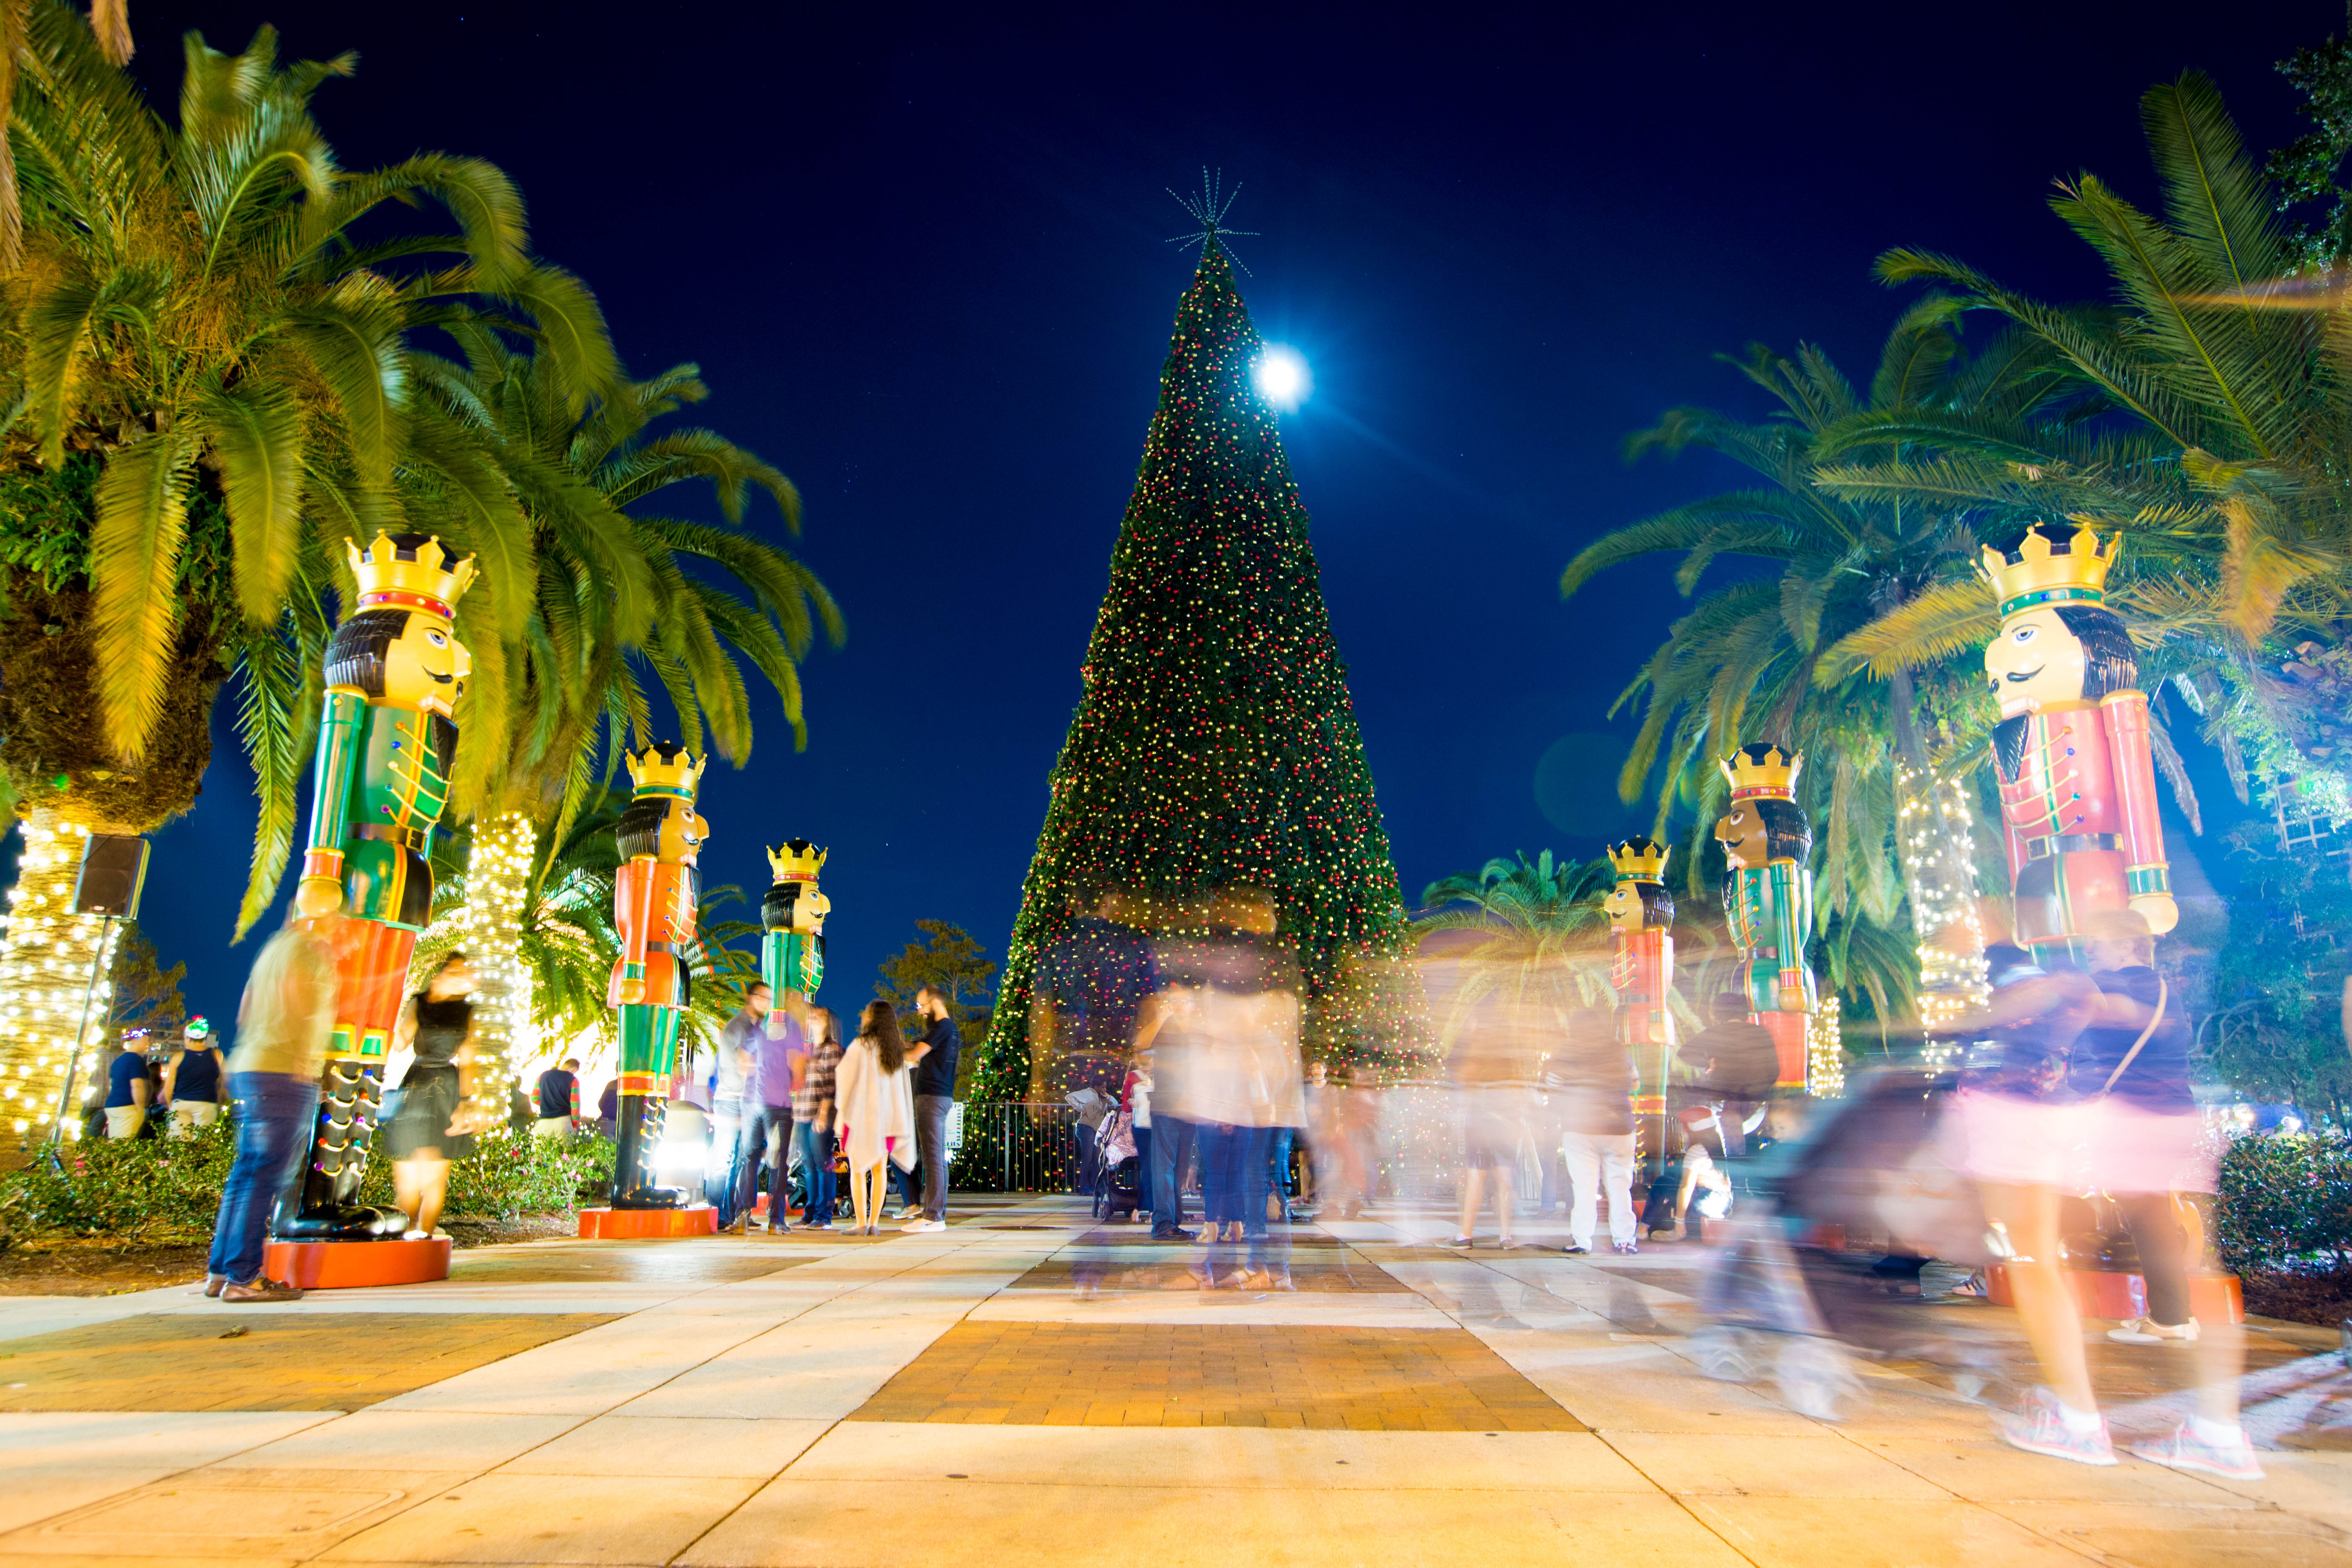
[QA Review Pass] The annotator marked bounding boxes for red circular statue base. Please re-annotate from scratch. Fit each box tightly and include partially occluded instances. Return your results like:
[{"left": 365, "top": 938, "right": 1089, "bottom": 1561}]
[
  {"left": 263, "top": 1236, "right": 451, "bottom": 1289},
  {"left": 577, "top": 1205, "right": 720, "bottom": 1239},
  {"left": 1985, "top": 1264, "right": 2243, "bottom": 1324}
]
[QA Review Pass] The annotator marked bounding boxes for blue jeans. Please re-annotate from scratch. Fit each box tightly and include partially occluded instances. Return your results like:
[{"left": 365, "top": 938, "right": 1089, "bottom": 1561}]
[
  {"left": 793, "top": 1118, "right": 836, "bottom": 1224},
  {"left": 734, "top": 1105, "right": 792, "bottom": 1222},
  {"left": 1200, "top": 1122, "right": 1266, "bottom": 1227},
  {"left": 1133, "top": 1125, "right": 1154, "bottom": 1217},
  {"left": 1149, "top": 1116, "right": 1195, "bottom": 1233},
  {"left": 708, "top": 1097, "right": 745, "bottom": 1225},
  {"left": 207, "top": 1071, "right": 321, "bottom": 1285},
  {"left": 1267, "top": 1126, "right": 1295, "bottom": 1204}
]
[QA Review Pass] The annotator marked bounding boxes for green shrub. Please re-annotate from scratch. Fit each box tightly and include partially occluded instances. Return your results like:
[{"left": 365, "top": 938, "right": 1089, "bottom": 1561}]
[
  {"left": 0, "top": 1120, "right": 243, "bottom": 1240},
  {"left": 2215, "top": 1131, "right": 2352, "bottom": 1276},
  {"left": 0, "top": 1121, "right": 618, "bottom": 1240},
  {"left": 357, "top": 1130, "right": 615, "bottom": 1219}
]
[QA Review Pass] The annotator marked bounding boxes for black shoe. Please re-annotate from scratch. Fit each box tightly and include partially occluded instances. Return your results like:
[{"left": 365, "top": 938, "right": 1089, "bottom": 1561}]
[
  {"left": 1561, "top": 1244, "right": 1589, "bottom": 1256},
  {"left": 1152, "top": 1227, "right": 1196, "bottom": 1242}
]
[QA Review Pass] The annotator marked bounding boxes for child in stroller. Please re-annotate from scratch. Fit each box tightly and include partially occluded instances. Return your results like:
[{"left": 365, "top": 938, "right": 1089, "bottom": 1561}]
[{"left": 1091, "top": 1108, "right": 1143, "bottom": 1221}]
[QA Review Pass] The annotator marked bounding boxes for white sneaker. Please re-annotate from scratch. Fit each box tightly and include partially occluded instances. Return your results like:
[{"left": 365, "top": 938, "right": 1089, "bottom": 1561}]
[
  {"left": 894, "top": 1206, "right": 922, "bottom": 1220},
  {"left": 2109, "top": 1316, "right": 2200, "bottom": 1345},
  {"left": 900, "top": 1217, "right": 946, "bottom": 1233}
]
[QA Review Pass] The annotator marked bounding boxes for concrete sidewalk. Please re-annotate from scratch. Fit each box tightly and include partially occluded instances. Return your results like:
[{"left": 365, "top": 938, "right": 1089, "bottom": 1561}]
[{"left": 0, "top": 1196, "right": 2344, "bottom": 1566}]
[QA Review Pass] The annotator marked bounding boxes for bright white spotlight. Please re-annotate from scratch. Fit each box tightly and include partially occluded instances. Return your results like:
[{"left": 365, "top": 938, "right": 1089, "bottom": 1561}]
[{"left": 1253, "top": 345, "right": 1311, "bottom": 410}]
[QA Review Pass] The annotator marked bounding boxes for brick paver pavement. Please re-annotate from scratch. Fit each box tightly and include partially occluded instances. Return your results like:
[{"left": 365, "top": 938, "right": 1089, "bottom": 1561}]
[
  {"left": 0, "top": 1310, "right": 616, "bottom": 1412},
  {"left": 845, "top": 1320, "right": 1589, "bottom": 1429}
]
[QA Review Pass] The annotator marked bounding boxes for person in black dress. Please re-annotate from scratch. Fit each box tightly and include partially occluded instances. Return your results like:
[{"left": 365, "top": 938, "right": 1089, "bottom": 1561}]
[{"left": 384, "top": 952, "right": 484, "bottom": 1239}]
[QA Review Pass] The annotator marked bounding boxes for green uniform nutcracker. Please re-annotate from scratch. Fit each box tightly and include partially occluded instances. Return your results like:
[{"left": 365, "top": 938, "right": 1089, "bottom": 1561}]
[{"left": 284, "top": 531, "right": 475, "bottom": 1239}]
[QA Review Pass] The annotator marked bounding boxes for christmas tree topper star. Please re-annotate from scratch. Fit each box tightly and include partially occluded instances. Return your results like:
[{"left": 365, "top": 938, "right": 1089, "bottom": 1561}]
[{"left": 1167, "top": 166, "right": 1259, "bottom": 273}]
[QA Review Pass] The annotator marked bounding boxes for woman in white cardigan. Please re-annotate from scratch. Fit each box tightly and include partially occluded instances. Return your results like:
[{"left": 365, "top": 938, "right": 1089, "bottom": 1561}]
[{"left": 833, "top": 1000, "right": 918, "bottom": 1235}]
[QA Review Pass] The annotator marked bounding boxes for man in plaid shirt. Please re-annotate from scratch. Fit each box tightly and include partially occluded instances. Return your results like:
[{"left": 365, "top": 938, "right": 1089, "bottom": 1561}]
[{"left": 792, "top": 1007, "right": 845, "bottom": 1229}]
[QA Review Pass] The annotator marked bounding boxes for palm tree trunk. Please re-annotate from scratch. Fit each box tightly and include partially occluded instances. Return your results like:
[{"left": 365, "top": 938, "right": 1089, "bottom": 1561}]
[
  {"left": 0, "top": 808, "right": 131, "bottom": 1151},
  {"left": 457, "top": 810, "right": 540, "bottom": 1091}
]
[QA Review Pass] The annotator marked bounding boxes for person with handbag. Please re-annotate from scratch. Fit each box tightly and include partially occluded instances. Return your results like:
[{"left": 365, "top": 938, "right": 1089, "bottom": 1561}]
[
  {"left": 1946, "top": 942, "right": 2104, "bottom": 1463},
  {"left": 2076, "top": 910, "right": 2260, "bottom": 1481}
]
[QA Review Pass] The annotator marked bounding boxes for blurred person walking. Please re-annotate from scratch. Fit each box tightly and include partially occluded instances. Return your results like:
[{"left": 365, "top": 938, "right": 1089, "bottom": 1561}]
[
  {"left": 1448, "top": 986, "right": 1542, "bottom": 1250},
  {"left": 712, "top": 983, "right": 771, "bottom": 1230},
  {"left": 1681, "top": 992, "right": 1781, "bottom": 1159},
  {"left": 1133, "top": 983, "right": 1199, "bottom": 1241},
  {"left": 1947, "top": 942, "right": 2107, "bottom": 1463},
  {"left": 736, "top": 992, "right": 804, "bottom": 1233},
  {"left": 1557, "top": 1006, "right": 1640, "bottom": 1256},
  {"left": 837, "top": 1001, "right": 917, "bottom": 1235},
  {"left": 203, "top": 915, "right": 338, "bottom": 1303},
  {"left": 161, "top": 1017, "right": 222, "bottom": 1136},
  {"left": 532, "top": 1057, "right": 580, "bottom": 1137},
  {"left": 794, "top": 1008, "right": 844, "bottom": 1229},
  {"left": 2076, "top": 911, "right": 2263, "bottom": 1480},
  {"left": 382, "top": 953, "right": 483, "bottom": 1241},
  {"left": 903, "top": 986, "right": 961, "bottom": 1232}
]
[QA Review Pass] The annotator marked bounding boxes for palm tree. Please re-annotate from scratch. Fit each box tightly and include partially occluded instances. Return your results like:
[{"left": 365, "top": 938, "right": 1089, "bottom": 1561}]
[
  {"left": 1817, "top": 72, "right": 2352, "bottom": 823},
  {"left": 0, "top": 17, "right": 616, "bottom": 1139},
  {"left": 1558, "top": 307, "right": 2077, "bottom": 1026},
  {"left": 0, "top": 1, "right": 132, "bottom": 271},
  {"left": 395, "top": 334, "right": 843, "bottom": 1078}
]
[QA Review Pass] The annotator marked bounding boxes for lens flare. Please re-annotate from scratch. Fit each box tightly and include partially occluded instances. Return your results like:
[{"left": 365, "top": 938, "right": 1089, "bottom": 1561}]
[{"left": 1254, "top": 346, "right": 1311, "bottom": 410}]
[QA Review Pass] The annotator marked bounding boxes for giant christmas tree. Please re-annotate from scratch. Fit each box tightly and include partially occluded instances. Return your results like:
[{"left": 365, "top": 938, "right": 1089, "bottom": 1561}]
[{"left": 967, "top": 236, "right": 1422, "bottom": 1126}]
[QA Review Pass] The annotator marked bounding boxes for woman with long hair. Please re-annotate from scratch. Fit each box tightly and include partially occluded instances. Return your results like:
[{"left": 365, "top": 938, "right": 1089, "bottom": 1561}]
[
  {"left": 383, "top": 952, "right": 487, "bottom": 1240},
  {"left": 834, "top": 1000, "right": 917, "bottom": 1235}
]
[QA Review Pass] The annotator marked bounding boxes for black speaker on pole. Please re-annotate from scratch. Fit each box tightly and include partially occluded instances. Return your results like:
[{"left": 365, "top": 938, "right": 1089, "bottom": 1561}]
[{"left": 72, "top": 835, "right": 149, "bottom": 918}]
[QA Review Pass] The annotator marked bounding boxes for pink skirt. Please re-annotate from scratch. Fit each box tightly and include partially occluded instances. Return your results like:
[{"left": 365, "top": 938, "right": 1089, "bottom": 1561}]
[{"left": 1951, "top": 1091, "right": 2215, "bottom": 1193}]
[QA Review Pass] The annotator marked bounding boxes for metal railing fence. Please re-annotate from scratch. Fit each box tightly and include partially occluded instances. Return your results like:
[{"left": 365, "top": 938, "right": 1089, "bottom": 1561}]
[{"left": 947, "top": 1101, "right": 1082, "bottom": 1193}]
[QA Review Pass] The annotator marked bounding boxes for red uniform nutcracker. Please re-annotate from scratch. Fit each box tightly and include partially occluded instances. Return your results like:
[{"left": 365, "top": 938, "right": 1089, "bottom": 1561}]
[
  {"left": 1982, "top": 525, "right": 2175, "bottom": 963},
  {"left": 606, "top": 742, "right": 708, "bottom": 1209},
  {"left": 1602, "top": 836, "right": 1676, "bottom": 1122}
]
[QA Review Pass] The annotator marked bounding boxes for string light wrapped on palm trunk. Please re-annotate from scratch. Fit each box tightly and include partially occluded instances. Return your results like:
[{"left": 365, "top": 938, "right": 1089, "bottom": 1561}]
[{"left": 0, "top": 814, "right": 123, "bottom": 1138}]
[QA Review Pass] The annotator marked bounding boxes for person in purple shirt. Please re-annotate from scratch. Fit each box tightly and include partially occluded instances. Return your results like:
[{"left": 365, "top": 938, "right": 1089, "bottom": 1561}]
[{"left": 732, "top": 999, "right": 806, "bottom": 1233}]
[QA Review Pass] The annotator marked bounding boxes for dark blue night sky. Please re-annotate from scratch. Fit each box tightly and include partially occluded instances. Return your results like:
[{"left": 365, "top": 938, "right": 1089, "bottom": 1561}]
[{"left": 91, "top": 1, "right": 2324, "bottom": 1030}]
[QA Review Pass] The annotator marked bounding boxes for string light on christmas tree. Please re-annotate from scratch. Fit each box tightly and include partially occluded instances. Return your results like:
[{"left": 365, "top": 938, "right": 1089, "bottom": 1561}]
[
  {"left": 966, "top": 203, "right": 1430, "bottom": 1180},
  {"left": 1898, "top": 762, "right": 1991, "bottom": 1038}
]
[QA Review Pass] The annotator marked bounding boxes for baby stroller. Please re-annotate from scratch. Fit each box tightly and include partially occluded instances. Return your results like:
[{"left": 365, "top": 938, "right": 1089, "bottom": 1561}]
[
  {"left": 1091, "top": 1110, "right": 1143, "bottom": 1221},
  {"left": 1689, "top": 1062, "right": 2009, "bottom": 1419}
]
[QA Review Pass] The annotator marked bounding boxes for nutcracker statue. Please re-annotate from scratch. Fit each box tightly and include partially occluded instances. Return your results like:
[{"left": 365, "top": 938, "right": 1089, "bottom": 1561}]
[
  {"left": 1602, "top": 836, "right": 1676, "bottom": 1121},
  {"left": 1715, "top": 743, "right": 1817, "bottom": 1091},
  {"left": 285, "top": 532, "right": 475, "bottom": 1239},
  {"left": 606, "top": 742, "right": 708, "bottom": 1209},
  {"left": 761, "top": 840, "right": 830, "bottom": 1005},
  {"left": 1982, "top": 524, "right": 2174, "bottom": 958}
]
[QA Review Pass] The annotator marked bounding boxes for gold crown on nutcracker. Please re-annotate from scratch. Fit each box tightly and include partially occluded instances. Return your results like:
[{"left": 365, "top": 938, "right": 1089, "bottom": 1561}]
[
  {"left": 767, "top": 840, "right": 826, "bottom": 881},
  {"left": 1606, "top": 836, "right": 1669, "bottom": 883},
  {"left": 626, "top": 742, "right": 703, "bottom": 800},
  {"left": 1981, "top": 522, "right": 2120, "bottom": 617},
  {"left": 1720, "top": 743, "right": 1801, "bottom": 800},
  {"left": 348, "top": 530, "right": 477, "bottom": 617}
]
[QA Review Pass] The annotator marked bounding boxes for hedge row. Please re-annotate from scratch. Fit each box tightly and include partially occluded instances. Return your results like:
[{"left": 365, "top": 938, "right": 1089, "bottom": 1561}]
[
  {"left": 0, "top": 1123, "right": 617, "bottom": 1241},
  {"left": 2216, "top": 1131, "right": 2352, "bottom": 1277}
]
